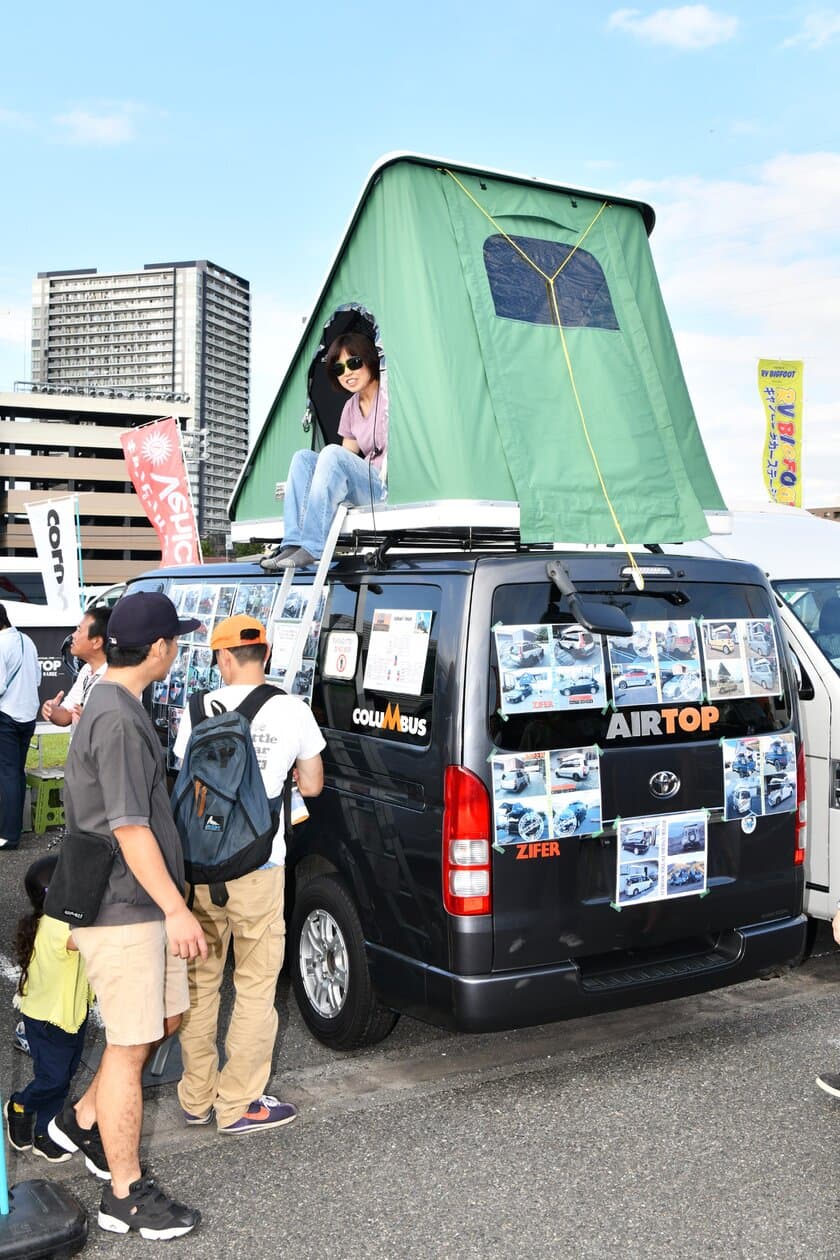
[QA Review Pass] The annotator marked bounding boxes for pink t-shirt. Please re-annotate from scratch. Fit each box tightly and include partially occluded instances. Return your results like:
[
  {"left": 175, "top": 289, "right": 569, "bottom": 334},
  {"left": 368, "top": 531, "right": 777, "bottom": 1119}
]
[{"left": 337, "top": 386, "right": 388, "bottom": 474}]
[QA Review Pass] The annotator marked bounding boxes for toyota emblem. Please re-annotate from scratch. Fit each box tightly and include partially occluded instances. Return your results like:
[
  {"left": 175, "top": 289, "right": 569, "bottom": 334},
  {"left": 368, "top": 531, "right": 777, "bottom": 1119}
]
[{"left": 650, "top": 770, "right": 680, "bottom": 799}]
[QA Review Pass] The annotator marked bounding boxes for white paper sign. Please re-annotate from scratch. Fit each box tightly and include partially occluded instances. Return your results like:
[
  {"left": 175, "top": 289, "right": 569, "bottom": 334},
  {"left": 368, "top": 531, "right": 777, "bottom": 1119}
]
[
  {"left": 362, "top": 609, "right": 432, "bottom": 696},
  {"left": 616, "top": 811, "right": 708, "bottom": 906},
  {"left": 492, "top": 745, "right": 603, "bottom": 847},
  {"left": 323, "top": 631, "right": 359, "bottom": 680}
]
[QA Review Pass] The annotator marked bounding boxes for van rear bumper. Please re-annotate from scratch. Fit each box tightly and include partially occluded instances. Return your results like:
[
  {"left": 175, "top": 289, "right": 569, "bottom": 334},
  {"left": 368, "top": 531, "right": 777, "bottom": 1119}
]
[{"left": 368, "top": 914, "right": 807, "bottom": 1034}]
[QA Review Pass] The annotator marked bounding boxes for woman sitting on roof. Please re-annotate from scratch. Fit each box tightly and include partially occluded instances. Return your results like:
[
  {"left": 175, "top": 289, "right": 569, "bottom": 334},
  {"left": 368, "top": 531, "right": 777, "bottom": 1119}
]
[{"left": 262, "top": 334, "right": 388, "bottom": 570}]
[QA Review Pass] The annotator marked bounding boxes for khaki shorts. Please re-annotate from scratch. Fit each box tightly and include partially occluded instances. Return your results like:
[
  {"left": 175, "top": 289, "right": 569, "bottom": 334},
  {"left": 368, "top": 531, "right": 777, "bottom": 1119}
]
[{"left": 72, "top": 919, "right": 189, "bottom": 1046}]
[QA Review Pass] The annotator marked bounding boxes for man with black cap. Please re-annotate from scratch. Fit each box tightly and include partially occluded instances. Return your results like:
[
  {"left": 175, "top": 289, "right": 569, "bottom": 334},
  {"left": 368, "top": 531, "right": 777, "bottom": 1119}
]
[{"left": 51, "top": 591, "right": 208, "bottom": 1241}]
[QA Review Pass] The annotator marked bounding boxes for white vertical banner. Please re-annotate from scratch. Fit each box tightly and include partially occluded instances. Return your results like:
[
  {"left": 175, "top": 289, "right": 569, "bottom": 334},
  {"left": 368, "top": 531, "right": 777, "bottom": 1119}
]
[{"left": 25, "top": 496, "right": 83, "bottom": 615}]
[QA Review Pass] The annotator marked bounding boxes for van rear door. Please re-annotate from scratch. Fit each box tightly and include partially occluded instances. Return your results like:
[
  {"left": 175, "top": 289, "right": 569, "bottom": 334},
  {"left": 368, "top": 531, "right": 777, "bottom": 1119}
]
[{"left": 467, "top": 555, "right": 802, "bottom": 979}]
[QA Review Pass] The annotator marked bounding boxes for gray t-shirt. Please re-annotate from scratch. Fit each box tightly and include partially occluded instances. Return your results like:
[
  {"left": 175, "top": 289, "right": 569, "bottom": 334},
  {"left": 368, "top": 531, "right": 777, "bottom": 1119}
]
[{"left": 64, "top": 679, "right": 186, "bottom": 926}]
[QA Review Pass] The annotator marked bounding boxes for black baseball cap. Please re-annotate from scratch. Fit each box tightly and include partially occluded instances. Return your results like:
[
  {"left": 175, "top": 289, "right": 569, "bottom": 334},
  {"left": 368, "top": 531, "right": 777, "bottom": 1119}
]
[{"left": 108, "top": 592, "right": 201, "bottom": 648}]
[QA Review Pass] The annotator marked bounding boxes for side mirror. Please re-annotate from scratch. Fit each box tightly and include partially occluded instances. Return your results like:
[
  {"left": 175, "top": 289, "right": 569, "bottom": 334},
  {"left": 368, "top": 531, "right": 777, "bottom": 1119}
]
[{"left": 789, "top": 647, "right": 815, "bottom": 702}]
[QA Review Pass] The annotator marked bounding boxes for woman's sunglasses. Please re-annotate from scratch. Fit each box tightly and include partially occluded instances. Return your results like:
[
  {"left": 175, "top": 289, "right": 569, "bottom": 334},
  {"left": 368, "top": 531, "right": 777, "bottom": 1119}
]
[{"left": 330, "top": 356, "right": 365, "bottom": 377}]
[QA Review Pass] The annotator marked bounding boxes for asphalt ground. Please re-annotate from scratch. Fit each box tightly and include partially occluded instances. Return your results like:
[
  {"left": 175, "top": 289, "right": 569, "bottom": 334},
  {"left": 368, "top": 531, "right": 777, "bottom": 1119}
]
[{"left": 2, "top": 828, "right": 839, "bottom": 1258}]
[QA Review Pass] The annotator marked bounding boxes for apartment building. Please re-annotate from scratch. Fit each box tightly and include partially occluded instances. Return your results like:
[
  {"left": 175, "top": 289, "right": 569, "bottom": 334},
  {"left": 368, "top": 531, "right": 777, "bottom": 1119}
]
[{"left": 30, "top": 260, "right": 250, "bottom": 541}]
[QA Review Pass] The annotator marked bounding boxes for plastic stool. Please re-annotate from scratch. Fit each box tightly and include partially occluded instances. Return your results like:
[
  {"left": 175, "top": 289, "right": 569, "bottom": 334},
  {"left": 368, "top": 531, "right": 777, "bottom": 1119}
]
[{"left": 24, "top": 770, "right": 65, "bottom": 834}]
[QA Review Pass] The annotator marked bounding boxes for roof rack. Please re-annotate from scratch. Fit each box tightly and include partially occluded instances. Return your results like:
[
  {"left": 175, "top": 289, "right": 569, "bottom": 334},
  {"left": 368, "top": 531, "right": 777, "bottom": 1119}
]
[{"left": 233, "top": 500, "right": 731, "bottom": 556}]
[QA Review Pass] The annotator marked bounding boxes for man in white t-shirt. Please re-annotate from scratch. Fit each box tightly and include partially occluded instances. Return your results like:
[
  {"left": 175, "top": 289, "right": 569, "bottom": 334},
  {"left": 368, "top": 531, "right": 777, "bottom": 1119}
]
[
  {"left": 41, "top": 606, "right": 110, "bottom": 727},
  {"left": 172, "top": 613, "right": 325, "bottom": 1136}
]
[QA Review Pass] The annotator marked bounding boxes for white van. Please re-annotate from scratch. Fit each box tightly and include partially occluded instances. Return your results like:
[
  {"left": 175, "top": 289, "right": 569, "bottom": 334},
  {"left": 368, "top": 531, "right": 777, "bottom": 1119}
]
[
  {"left": 694, "top": 505, "right": 840, "bottom": 925},
  {"left": 1, "top": 559, "right": 80, "bottom": 705}
]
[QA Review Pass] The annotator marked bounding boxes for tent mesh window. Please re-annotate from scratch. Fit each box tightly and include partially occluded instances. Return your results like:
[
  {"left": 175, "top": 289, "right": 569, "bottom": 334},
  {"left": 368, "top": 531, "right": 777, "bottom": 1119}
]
[{"left": 483, "top": 234, "right": 619, "bottom": 329}]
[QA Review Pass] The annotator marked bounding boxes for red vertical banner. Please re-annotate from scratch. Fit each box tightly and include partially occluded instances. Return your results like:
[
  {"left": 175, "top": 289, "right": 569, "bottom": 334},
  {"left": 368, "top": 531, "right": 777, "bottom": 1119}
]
[{"left": 120, "top": 417, "right": 202, "bottom": 566}]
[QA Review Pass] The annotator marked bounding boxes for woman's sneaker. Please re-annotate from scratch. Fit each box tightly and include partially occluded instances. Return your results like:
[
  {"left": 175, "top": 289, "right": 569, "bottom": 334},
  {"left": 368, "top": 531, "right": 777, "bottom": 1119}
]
[
  {"left": 98, "top": 1176, "right": 200, "bottom": 1240},
  {"left": 13, "top": 1020, "right": 30, "bottom": 1055},
  {"left": 47, "top": 1102, "right": 111, "bottom": 1180},
  {"left": 32, "top": 1132, "right": 73, "bottom": 1164},
  {"left": 5, "top": 1100, "right": 33, "bottom": 1151},
  {"left": 219, "top": 1095, "right": 298, "bottom": 1135},
  {"left": 815, "top": 1071, "right": 840, "bottom": 1098}
]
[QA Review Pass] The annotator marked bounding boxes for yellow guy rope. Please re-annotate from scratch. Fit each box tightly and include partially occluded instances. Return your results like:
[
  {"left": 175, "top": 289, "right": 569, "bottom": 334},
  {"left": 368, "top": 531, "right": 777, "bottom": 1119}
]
[{"left": 443, "top": 169, "right": 645, "bottom": 591}]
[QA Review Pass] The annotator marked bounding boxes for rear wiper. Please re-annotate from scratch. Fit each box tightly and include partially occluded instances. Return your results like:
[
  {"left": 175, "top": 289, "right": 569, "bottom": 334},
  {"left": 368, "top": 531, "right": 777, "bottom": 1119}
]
[{"left": 547, "top": 560, "right": 633, "bottom": 637}]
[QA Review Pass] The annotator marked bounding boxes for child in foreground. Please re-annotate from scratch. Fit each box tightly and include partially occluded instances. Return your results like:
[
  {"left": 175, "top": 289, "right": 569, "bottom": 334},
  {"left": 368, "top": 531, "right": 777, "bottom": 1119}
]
[{"left": 5, "top": 855, "right": 97, "bottom": 1164}]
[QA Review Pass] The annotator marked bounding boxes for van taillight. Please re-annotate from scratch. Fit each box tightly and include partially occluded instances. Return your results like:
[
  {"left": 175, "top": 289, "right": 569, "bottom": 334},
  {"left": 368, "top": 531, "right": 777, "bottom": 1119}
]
[
  {"left": 794, "top": 741, "right": 807, "bottom": 866},
  {"left": 442, "top": 766, "right": 492, "bottom": 916}
]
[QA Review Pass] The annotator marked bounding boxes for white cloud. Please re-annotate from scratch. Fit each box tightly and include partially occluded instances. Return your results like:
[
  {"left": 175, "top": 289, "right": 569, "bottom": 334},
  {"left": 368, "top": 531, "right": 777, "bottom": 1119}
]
[
  {"left": 782, "top": 10, "right": 840, "bottom": 49},
  {"left": 52, "top": 105, "right": 140, "bottom": 146},
  {"left": 620, "top": 155, "right": 840, "bottom": 507},
  {"left": 607, "top": 5, "right": 738, "bottom": 49}
]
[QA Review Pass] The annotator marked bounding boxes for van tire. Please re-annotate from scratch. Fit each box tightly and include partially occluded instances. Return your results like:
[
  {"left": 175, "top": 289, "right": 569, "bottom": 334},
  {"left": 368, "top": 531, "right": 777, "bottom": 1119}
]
[{"left": 290, "top": 874, "right": 399, "bottom": 1050}]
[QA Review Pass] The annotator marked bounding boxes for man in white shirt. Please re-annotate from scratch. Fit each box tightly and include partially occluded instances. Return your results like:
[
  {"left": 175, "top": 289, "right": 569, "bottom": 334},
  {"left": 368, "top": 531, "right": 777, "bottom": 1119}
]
[
  {"left": 172, "top": 613, "right": 325, "bottom": 1135},
  {"left": 0, "top": 602, "right": 42, "bottom": 850},
  {"left": 41, "top": 606, "right": 110, "bottom": 727}
]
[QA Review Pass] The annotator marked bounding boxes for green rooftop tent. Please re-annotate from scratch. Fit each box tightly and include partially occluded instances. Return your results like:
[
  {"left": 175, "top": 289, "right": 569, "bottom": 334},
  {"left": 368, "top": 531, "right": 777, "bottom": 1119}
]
[{"left": 230, "top": 153, "right": 724, "bottom": 549}]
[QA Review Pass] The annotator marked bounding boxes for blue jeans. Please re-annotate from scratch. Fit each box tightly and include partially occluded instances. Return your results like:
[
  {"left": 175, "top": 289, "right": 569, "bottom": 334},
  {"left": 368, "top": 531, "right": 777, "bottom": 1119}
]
[
  {"left": 282, "top": 447, "right": 386, "bottom": 558},
  {"left": 12, "top": 1014, "right": 87, "bottom": 1134},
  {"left": 0, "top": 710, "right": 36, "bottom": 846}
]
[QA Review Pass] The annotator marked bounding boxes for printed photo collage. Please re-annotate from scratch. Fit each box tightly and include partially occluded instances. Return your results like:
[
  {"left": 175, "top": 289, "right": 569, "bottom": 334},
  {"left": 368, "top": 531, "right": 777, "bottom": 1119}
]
[
  {"left": 268, "top": 586, "right": 328, "bottom": 702},
  {"left": 701, "top": 618, "right": 782, "bottom": 701},
  {"left": 494, "top": 624, "right": 607, "bottom": 715},
  {"left": 494, "top": 617, "right": 782, "bottom": 716},
  {"left": 153, "top": 580, "right": 325, "bottom": 762},
  {"left": 609, "top": 620, "right": 703, "bottom": 708},
  {"left": 722, "top": 732, "right": 797, "bottom": 822},
  {"left": 617, "top": 811, "right": 708, "bottom": 907},
  {"left": 492, "top": 744, "right": 602, "bottom": 846}
]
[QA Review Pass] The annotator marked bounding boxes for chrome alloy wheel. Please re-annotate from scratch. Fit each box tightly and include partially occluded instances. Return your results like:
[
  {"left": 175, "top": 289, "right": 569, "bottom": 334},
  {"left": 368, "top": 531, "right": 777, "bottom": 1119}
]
[{"left": 299, "top": 908, "right": 349, "bottom": 1018}]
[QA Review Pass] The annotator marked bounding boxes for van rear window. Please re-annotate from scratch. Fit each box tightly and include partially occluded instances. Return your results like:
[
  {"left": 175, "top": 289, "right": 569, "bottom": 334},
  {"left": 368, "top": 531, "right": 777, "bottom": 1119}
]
[{"left": 489, "top": 580, "right": 793, "bottom": 752}]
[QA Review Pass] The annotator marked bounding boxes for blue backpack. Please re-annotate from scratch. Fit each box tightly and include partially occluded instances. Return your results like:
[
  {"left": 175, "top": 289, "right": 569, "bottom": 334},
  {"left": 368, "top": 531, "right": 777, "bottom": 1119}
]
[{"left": 171, "top": 683, "right": 288, "bottom": 906}]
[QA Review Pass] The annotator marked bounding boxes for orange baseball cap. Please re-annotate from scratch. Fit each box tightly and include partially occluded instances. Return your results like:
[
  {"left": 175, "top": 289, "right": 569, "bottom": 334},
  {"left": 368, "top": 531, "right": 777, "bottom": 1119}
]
[{"left": 210, "top": 614, "right": 268, "bottom": 650}]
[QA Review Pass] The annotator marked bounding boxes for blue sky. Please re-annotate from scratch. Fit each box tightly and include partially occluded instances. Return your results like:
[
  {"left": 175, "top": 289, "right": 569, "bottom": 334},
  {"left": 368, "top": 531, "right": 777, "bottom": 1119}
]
[{"left": 1, "top": 2, "right": 838, "bottom": 507}]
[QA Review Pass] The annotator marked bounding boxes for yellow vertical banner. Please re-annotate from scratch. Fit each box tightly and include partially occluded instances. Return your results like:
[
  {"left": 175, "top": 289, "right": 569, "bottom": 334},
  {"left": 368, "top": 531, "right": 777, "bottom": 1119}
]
[{"left": 759, "top": 359, "right": 803, "bottom": 506}]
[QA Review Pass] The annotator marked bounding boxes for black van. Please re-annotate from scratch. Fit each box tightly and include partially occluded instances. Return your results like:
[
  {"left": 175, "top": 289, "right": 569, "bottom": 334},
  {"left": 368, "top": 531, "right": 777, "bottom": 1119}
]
[{"left": 130, "top": 541, "right": 806, "bottom": 1049}]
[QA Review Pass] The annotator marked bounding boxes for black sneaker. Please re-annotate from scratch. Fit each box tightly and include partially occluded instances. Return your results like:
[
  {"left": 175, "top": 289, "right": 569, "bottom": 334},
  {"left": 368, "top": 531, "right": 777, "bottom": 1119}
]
[
  {"left": 47, "top": 1102, "right": 111, "bottom": 1180},
  {"left": 5, "top": 1100, "right": 32, "bottom": 1151},
  {"left": 816, "top": 1071, "right": 840, "bottom": 1098},
  {"left": 98, "top": 1176, "right": 201, "bottom": 1240},
  {"left": 32, "top": 1131, "right": 74, "bottom": 1163}
]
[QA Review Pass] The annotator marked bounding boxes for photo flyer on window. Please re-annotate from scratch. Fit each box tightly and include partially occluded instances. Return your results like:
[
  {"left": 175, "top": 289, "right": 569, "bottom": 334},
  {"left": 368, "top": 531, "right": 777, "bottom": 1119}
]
[
  {"left": 722, "top": 732, "right": 796, "bottom": 821},
  {"left": 616, "top": 811, "right": 708, "bottom": 907},
  {"left": 268, "top": 584, "right": 328, "bottom": 703},
  {"left": 607, "top": 619, "right": 703, "bottom": 707},
  {"left": 362, "top": 608, "right": 433, "bottom": 696},
  {"left": 701, "top": 618, "right": 781, "bottom": 701},
  {"left": 492, "top": 744, "right": 602, "bottom": 847},
  {"left": 161, "top": 579, "right": 295, "bottom": 758},
  {"left": 494, "top": 623, "right": 607, "bottom": 715}
]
